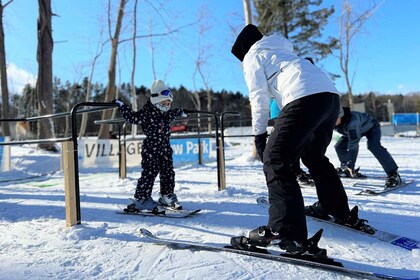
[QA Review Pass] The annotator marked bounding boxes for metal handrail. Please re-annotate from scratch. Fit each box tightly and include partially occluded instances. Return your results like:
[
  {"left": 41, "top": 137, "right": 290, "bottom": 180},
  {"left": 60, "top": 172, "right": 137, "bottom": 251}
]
[
  {"left": 0, "top": 106, "right": 114, "bottom": 123},
  {"left": 220, "top": 112, "right": 241, "bottom": 143},
  {"left": 0, "top": 137, "right": 72, "bottom": 146},
  {"left": 0, "top": 103, "right": 241, "bottom": 224},
  {"left": 69, "top": 102, "right": 119, "bottom": 224},
  {"left": 0, "top": 106, "right": 118, "bottom": 146}
]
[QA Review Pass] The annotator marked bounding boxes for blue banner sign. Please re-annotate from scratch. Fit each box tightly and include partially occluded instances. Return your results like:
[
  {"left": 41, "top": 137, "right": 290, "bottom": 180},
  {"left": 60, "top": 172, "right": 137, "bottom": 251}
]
[
  {"left": 78, "top": 138, "right": 213, "bottom": 168},
  {"left": 171, "top": 138, "right": 211, "bottom": 163},
  {"left": 392, "top": 113, "right": 419, "bottom": 125}
]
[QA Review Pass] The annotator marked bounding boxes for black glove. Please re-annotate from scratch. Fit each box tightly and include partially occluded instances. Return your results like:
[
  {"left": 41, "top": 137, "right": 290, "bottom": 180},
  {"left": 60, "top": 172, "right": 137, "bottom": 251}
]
[
  {"left": 113, "top": 99, "right": 124, "bottom": 107},
  {"left": 254, "top": 132, "right": 268, "bottom": 162},
  {"left": 183, "top": 109, "right": 195, "bottom": 114}
]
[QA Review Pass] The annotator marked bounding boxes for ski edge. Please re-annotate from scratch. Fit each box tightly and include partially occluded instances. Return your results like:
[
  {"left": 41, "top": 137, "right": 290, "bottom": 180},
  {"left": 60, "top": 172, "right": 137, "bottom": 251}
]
[
  {"left": 139, "top": 228, "right": 418, "bottom": 280},
  {"left": 256, "top": 196, "right": 419, "bottom": 251}
]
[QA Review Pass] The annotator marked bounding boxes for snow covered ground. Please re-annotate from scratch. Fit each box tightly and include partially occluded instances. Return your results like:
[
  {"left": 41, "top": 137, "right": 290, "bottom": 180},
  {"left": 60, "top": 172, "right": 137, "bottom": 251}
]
[{"left": 0, "top": 135, "right": 419, "bottom": 279}]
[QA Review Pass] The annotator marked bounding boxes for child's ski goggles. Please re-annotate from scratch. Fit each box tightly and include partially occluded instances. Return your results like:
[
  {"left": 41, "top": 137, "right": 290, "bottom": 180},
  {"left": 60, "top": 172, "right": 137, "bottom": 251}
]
[{"left": 151, "top": 89, "right": 172, "bottom": 98}]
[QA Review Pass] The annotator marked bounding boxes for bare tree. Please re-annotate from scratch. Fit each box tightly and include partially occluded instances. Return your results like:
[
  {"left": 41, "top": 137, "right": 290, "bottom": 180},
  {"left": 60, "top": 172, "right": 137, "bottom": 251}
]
[
  {"left": 110, "top": 50, "right": 123, "bottom": 127},
  {"left": 95, "top": 0, "right": 197, "bottom": 139},
  {"left": 129, "top": 0, "right": 139, "bottom": 137},
  {"left": 0, "top": 0, "right": 14, "bottom": 136},
  {"left": 98, "top": 0, "right": 127, "bottom": 139},
  {"left": 36, "top": 0, "right": 56, "bottom": 151},
  {"left": 192, "top": 5, "right": 212, "bottom": 132},
  {"left": 144, "top": 1, "right": 175, "bottom": 83},
  {"left": 241, "top": 0, "right": 260, "bottom": 160},
  {"left": 243, "top": 0, "right": 253, "bottom": 25},
  {"left": 338, "top": 0, "right": 383, "bottom": 109},
  {"left": 64, "top": 82, "right": 80, "bottom": 136},
  {"left": 79, "top": 29, "right": 105, "bottom": 138}
]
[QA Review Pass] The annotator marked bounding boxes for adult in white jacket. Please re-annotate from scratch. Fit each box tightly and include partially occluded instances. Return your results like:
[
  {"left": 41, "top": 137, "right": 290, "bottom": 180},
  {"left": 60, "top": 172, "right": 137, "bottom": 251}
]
[{"left": 231, "top": 24, "right": 373, "bottom": 254}]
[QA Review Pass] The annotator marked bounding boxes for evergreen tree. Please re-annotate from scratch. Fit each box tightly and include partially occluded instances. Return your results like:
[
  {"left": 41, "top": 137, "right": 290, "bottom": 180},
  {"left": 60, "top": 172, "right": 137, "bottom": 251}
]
[{"left": 253, "top": 0, "right": 337, "bottom": 59}]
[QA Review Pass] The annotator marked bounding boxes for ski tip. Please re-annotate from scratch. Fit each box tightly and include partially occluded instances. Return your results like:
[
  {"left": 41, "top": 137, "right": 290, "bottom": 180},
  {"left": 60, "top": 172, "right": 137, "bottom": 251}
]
[
  {"left": 358, "top": 190, "right": 376, "bottom": 196},
  {"left": 140, "top": 228, "right": 153, "bottom": 236},
  {"left": 256, "top": 196, "right": 269, "bottom": 204}
]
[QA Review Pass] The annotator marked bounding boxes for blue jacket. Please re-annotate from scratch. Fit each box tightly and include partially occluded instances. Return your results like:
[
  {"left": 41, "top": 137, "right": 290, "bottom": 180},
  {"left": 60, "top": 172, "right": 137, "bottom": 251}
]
[{"left": 270, "top": 99, "right": 281, "bottom": 119}]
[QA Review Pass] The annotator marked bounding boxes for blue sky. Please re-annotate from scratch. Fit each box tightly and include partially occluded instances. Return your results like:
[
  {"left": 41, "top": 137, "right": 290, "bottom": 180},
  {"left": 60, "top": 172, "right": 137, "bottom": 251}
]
[{"left": 3, "top": 0, "right": 420, "bottom": 97}]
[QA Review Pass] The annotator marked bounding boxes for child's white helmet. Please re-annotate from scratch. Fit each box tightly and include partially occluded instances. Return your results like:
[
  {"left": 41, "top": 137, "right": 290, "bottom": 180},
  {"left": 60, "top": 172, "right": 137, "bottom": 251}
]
[{"left": 150, "top": 80, "right": 173, "bottom": 105}]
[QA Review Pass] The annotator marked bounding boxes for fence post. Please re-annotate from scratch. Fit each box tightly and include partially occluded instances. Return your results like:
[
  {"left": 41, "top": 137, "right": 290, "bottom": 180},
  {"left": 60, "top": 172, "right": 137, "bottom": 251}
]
[
  {"left": 63, "top": 140, "right": 78, "bottom": 227},
  {"left": 198, "top": 139, "right": 203, "bottom": 165},
  {"left": 218, "top": 112, "right": 241, "bottom": 191},
  {"left": 119, "top": 141, "right": 127, "bottom": 179},
  {"left": 2, "top": 136, "right": 11, "bottom": 171},
  {"left": 197, "top": 127, "right": 203, "bottom": 165},
  {"left": 217, "top": 136, "right": 226, "bottom": 190},
  {"left": 60, "top": 142, "right": 64, "bottom": 171}
]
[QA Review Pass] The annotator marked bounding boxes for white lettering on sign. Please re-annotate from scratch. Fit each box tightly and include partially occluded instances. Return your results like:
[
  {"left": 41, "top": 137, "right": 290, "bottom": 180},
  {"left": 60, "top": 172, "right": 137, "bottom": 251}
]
[
  {"left": 78, "top": 138, "right": 212, "bottom": 168},
  {"left": 126, "top": 142, "right": 142, "bottom": 155},
  {"left": 186, "top": 142, "right": 194, "bottom": 153},
  {"left": 85, "top": 143, "right": 118, "bottom": 158},
  {"left": 171, "top": 144, "right": 183, "bottom": 155},
  {"left": 201, "top": 141, "right": 209, "bottom": 153}
]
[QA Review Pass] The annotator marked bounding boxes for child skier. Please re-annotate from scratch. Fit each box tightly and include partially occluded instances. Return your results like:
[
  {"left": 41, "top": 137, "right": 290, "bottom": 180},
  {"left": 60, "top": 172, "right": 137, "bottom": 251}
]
[{"left": 114, "top": 80, "right": 189, "bottom": 211}]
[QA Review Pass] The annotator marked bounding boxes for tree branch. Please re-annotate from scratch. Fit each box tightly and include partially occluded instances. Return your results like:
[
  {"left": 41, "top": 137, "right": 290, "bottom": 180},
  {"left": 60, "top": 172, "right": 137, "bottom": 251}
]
[{"left": 118, "top": 21, "right": 198, "bottom": 44}]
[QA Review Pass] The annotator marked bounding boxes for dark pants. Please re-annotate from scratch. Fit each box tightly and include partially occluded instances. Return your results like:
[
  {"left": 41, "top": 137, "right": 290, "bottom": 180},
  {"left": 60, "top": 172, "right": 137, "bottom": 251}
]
[
  {"left": 335, "top": 123, "right": 398, "bottom": 174},
  {"left": 135, "top": 142, "right": 175, "bottom": 200},
  {"left": 263, "top": 92, "right": 350, "bottom": 242}
]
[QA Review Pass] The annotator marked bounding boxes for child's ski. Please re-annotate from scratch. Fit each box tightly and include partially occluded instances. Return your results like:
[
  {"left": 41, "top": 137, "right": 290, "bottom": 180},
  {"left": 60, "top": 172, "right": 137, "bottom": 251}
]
[{"left": 116, "top": 207, "right": 200, "bottom": 218}]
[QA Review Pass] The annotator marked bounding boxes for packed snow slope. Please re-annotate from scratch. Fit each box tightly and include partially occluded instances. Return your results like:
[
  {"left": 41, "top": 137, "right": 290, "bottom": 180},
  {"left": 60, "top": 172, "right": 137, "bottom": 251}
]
[{"left": 1, "top": 136, "right": 419, "bottom": 279}]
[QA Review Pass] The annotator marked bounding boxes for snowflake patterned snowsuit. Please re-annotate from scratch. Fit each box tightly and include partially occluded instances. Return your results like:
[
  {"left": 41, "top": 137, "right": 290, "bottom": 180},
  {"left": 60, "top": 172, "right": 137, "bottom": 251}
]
[{"left": 119, "top": 100, "right": 185, "bottom": 200}]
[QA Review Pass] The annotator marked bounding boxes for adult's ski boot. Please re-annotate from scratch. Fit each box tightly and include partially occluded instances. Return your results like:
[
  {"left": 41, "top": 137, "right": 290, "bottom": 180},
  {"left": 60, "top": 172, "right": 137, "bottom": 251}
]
[
  {"left": 304, "top": 201, "right": 331, "bottom": 221},
  {"left": 296, "top": 170, "right": 315, "bottom": 186},
  {"left": 334, "top": 206, "right": 376, "bottom": 234}
]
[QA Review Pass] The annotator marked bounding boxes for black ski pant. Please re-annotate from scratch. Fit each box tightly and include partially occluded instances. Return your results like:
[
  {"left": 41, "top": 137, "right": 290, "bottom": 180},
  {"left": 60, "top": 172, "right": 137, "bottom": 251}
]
[
  {"left": 135, "top": 142, "right": 175, "bottom": 200},
  {"left": 263, "top": 92, "right": 350, "bottom": 242}
]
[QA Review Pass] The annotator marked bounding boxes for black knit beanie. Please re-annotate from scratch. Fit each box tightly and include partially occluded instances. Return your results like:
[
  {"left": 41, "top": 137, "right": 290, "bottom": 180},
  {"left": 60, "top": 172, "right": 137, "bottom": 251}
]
[{"left": 231, "top": 24, "right": 263, "bottom": 62}]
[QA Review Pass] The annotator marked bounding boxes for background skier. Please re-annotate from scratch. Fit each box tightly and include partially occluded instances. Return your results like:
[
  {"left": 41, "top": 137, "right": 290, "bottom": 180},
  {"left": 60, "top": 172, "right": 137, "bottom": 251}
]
[{"left": 335, "top": 106, "right": 401, "bottom": 188}]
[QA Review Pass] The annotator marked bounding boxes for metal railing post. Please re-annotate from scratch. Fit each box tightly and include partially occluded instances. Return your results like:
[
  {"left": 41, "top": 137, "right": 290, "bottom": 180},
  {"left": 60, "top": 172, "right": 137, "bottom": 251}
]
[
  {"left": 219, "top": 112, "right": 241, "bottom": 191},
  {"left": 120, "top": 122, "right": 128, "bottom": 179},
  {"left": 68, "top": 102, "right": 118, "bottom": 226}
]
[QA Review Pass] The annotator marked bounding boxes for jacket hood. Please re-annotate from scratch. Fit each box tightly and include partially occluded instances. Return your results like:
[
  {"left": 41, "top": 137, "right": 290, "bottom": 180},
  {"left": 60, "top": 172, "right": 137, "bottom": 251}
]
[
  {"left": 231, "top": 24, "right": 263, "bottom": 62},
  {"left": 249, "top": 34, "right": 294, "bottom": 54}
]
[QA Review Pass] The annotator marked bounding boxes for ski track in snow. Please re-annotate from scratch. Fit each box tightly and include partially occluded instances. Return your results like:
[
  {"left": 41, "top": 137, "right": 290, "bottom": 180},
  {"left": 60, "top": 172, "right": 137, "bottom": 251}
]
[{"left": 0, "top": 137, "right": 419, "bottom": 279}]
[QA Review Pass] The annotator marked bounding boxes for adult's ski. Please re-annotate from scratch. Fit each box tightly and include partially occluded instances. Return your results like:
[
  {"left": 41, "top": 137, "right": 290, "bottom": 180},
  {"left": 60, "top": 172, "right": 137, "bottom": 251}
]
[
  {"left": 355, "top": 179, "right": 414, "bottom": 196},
  {"left": 256, "top": 196, "right": 419, "bottom": 251},
  {"left": 140, "top": 228, "right": 417, "bottom": 280}
]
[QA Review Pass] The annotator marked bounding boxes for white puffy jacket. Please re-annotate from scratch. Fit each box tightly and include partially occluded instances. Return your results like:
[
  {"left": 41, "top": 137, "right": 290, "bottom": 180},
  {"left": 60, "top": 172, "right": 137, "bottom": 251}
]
[{"left": 242, "top": 34, "right": 339, "bottom": 135}]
